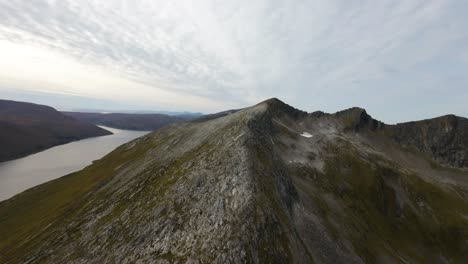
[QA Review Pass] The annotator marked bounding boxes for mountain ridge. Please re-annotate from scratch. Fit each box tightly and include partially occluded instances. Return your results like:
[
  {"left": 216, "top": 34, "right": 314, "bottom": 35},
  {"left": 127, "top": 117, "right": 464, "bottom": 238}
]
[
  {"left": 62, "top": 111, "right": 190, "bottom": 131},
  {"left": 0, "top": 98, "right": 467, "bottom": 263}
]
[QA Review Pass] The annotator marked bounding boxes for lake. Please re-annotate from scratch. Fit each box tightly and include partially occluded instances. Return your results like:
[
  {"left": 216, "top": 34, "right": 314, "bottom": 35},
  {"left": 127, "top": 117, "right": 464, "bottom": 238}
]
[{"left": 0, "top": 126, "right": 150, "bottom": 201}]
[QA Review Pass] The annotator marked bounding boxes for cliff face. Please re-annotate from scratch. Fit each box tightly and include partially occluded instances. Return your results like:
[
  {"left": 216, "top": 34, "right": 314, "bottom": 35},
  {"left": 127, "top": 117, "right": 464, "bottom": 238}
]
[
  {"left": 332, "top": 107, "right": 468, "bottom": 168},
  {"left": 0, "top": 99, "right": 467, "bottom": 263},
  {"left": 385, "top": 115, "right": 468, "bottom": 168},
  {"left": 0, "top": 100, "right": 111, "bottom": 162}
]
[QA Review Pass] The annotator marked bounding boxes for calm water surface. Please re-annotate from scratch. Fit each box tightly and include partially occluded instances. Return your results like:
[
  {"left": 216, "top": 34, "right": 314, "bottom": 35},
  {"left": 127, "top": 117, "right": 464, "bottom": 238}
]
[{"left": 0, "top": 126, "right": 149, "bottom": 201}]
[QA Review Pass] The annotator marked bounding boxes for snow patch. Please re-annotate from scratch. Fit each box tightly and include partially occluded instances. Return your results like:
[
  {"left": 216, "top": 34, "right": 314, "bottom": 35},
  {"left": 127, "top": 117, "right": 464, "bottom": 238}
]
[{"left": 300, "top": 132, "right": 313, "bottom": 138}]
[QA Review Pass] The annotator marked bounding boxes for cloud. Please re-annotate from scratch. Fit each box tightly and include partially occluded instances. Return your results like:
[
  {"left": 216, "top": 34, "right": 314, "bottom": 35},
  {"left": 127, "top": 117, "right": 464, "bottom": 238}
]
[{"left": 0, "top": 0, "right": 467, "bottom": 121}]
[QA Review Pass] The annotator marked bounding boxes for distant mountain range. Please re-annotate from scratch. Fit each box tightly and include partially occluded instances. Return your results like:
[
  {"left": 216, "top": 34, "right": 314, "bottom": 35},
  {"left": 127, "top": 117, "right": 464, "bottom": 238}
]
[
  {"left": 0, "top": 100, "right": 111, "bottom": 163},
  {"left": 1, "top": 98, "right": 467, "bottom": 263},
  {"left": 62, "top": 112, "right": 196, "bottom": 131},
  {"left": 68, "top": 108, "right": 203, "bottom": 117}
]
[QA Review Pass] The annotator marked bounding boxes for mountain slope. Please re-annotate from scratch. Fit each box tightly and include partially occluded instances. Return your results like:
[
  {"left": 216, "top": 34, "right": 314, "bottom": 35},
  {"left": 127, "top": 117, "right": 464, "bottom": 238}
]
[
  {"left": 0, "top": 100, "right": 111, "bottom": 162},
  {"left": 327, "top": 107, "right": 468, "bottom": 168},
  {"left": 62, "top": 112, "right": 189, "bottom": 131},
  {"left": 0, "top": 98, "right": 467, "bottom": 263},
  {"left": 385, "top": 115, "right": 468, "bottom": 168}
]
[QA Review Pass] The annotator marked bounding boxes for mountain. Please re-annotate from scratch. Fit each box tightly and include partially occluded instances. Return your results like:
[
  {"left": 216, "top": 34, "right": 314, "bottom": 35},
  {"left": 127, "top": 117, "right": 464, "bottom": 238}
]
[
  {"left": 62, "top": 112, "right": 192, "bottom": 131},
  {"left": 385, "top": 115, "right": 468, "bottom": 168},
  {"left": 0, "top": 100, "right": 111, "bottom": 162},
  {"left": 69, "top": 108, "right": 203, "bottom": 117},
  {"left": 327, "top": 107, "right": 468, "bottom": 168},
  {"left": 1, "top": 98, "right": 467, "bottom": 263}
]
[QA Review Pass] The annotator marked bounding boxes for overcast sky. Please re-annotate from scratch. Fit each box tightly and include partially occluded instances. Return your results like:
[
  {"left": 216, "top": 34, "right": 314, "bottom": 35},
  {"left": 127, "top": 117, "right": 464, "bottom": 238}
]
[{"left": 0, "top": 0, "right": 467, "bottom": 123}]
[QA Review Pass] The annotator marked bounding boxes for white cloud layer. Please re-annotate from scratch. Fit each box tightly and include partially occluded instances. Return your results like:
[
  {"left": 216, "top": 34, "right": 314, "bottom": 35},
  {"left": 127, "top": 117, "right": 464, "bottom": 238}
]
[{"left": 0, "top": 0, "right": 467, "bottom": 121}]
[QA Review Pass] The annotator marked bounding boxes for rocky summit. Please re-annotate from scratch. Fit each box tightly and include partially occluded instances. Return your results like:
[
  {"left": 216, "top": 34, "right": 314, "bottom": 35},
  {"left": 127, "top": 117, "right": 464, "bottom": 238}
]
[{"left": 1, "top": 98, "right": 468, "bottom": 263}]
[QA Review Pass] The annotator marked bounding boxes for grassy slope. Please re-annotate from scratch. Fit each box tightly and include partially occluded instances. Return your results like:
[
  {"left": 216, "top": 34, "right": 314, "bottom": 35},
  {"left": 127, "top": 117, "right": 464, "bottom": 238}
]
[
  {"left": 288, "top": 142, "right": 468, "bottom": 263},
  {"left": 0, "top": 134, "right": 156, "bottom": 260}
]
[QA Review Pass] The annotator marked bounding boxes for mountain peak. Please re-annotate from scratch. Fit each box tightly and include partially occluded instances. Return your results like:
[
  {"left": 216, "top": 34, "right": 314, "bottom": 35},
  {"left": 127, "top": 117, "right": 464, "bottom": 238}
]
[
  {"left": 334, "top": 106, "right": 367, "bottom": 117},
  {"left": 255, "top": 97, "right": 288, "bottom": 110},
  {"left": 259, "top": 97, "right": 283, "bottom": 105},
  {"left": 256, "top": 97, "right": 308, "bottom": 120},
  {"left": 333, "top": 106, "right": 383, "bottom": 131}
]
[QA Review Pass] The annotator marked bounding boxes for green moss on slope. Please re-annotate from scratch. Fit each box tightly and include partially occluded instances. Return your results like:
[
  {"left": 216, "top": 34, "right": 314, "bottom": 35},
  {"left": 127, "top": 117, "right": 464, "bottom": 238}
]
[
  {"left": 309, "top": 144, "right": 468, "bottom": 262},
  {"left": 0, "top": 135, "right": 159, "bottom": 259}
]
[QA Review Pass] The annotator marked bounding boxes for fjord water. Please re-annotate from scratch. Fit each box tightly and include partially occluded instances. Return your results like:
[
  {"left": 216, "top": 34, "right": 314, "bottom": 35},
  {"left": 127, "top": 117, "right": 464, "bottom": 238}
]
[{"left": 0, "top": 126, "right": 149, "bottom": 201}]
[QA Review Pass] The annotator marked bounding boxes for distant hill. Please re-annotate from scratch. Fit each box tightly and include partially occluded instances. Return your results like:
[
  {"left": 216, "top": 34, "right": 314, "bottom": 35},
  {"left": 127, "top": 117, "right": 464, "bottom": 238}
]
[
  {"left": 0, "top": 100, "right": 111, "bottom": 162},
  {"left": 69, "top": 108, "right": 203, "bottom": 117},
  {"left": 62, "top": 112, "right": 192, "bottom": 131}
]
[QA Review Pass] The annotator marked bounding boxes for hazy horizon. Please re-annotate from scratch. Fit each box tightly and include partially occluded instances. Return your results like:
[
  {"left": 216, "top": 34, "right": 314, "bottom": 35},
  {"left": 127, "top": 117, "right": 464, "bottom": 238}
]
[{"left": 1, "top": 1, "right": 467, "bottom": 123}]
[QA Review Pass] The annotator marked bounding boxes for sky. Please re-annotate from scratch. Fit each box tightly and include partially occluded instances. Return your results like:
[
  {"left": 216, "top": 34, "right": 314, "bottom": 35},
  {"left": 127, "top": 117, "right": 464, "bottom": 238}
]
[{"left": 0, "top": 0, "right": 467, "bottom": 123}]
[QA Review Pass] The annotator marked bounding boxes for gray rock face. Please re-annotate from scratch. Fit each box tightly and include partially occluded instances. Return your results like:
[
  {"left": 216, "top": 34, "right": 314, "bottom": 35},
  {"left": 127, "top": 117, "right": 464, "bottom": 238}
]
[
  {"left": 333, "top": 107, "right": 468, "bottom": 168},
  {"left": 386, "top": 115, "right": 468, "bottom": 168},
  {"left": 1, "top": 98, "right": 468, "bottom": 263}
]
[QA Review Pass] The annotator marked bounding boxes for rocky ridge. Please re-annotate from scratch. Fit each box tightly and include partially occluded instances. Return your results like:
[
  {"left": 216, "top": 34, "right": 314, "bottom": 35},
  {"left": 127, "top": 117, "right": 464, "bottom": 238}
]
[{"left": 0, "top": 98, "right": 467, "bottom": 263}]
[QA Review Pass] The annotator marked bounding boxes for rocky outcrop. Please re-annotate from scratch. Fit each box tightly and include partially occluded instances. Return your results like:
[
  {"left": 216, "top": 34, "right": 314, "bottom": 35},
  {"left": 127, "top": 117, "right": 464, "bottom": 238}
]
[
  {"left": 333, "top": 107, "right": 385, "bottom": 132},
  {"left": 333, "top": 107, "right": 468, "bottom": 168},
  {"left": 386, "top": 115, "right": 468, "bottom": 168}
]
